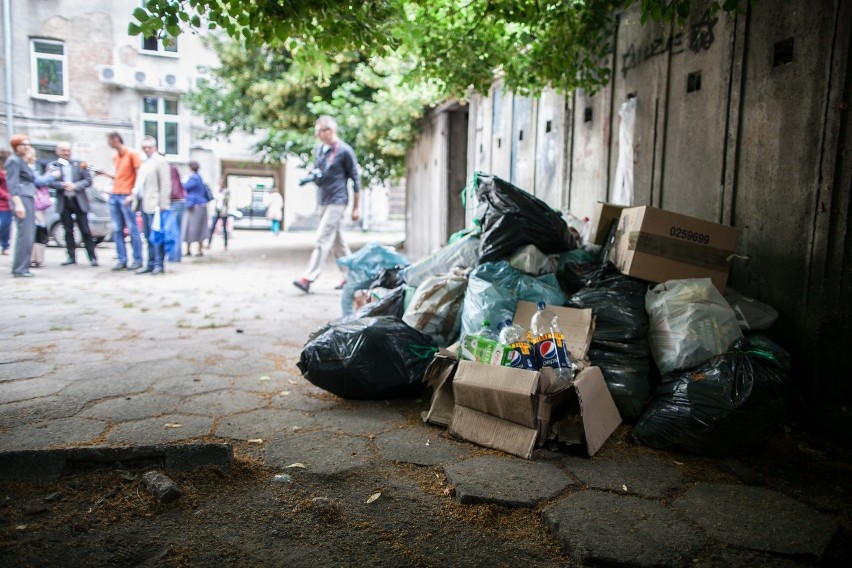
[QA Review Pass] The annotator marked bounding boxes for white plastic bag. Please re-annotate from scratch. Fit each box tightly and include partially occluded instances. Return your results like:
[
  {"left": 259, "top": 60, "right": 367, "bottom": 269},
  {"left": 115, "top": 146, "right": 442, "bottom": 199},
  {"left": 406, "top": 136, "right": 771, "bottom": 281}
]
[
  {"left": 402, "top": 268, "right": 469, "bottom": 347},
  {"left": 508, "top": 244, "right": 557, "bottom": 275},
  {"left": 646, "top": 278, "right": 743, "bottom": 376},
  {"left": 401, "top": 235, "right": 479, "bottom": 288}
]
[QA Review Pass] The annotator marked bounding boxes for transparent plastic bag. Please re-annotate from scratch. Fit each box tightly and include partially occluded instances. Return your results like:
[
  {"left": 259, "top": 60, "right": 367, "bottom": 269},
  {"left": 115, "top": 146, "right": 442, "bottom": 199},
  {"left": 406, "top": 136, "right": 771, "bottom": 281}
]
[
  {"left": 402, "top": 268, "right": 469, "bottom": 347},
  {"left": 646, "top": 279, "right": 743, "bottom": 376}
]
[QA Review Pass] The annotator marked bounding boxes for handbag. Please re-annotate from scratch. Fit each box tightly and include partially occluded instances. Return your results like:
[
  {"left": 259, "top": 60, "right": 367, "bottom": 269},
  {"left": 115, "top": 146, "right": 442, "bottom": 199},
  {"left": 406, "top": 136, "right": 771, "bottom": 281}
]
[
  {"left": 35, "top": 224, "right": 49, "bottom": 245},
  {"left": 203, "top": 183, "right": 214, "bottom": 202},
  {"left": 34, "top": 187, "right": 52, "bottom": 211}
]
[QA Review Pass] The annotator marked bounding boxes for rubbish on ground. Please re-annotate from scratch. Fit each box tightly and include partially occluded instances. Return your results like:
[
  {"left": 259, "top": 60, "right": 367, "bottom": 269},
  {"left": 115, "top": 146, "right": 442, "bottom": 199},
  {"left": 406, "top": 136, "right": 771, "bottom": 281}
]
[
  {"left": 631, "top": 337, "right": 788, "bottom": 456},
  {"left": 286, "top": 463, "right": 306, "bottom": 469},
  {"left": 337, "top": 242, "right": 409, "bottom": 316},
  {"left": 509, "top": 244, "right": 557, "bottom": 275},
  {"left": 402, "top": 267, "right": 469, "bottom": 347},
  {"left": 724, "top": 287, "right": 779, "bottom": 331},
  {"left": 646, "top": 278, "right": 743, "bottom": 375},
  {"left": 272, "top": 474, "right": 292, "bottom": 483},
  {"left": 142, "top": 471, "right": 182, "bottom": 504},
  {"left": 259, "top": 376, "right": 271, "bottom": 382},
  {"left": 529, "top": 301, "right": 575, "bottom": 392},
  {"left": 164, "top": 423, "right": 183, "bottom": 428},
  {"left": 248, "top": 439, "right": 264, "bottom": 444},
  {"left": 298, "top": 316, "right": 436, "bottom": 399},
  {"left": 401, "top": 233, "right": 480, "bottom": 288},
  {"left": 366, "top": 492, "right": 382, "bottom": 504}
]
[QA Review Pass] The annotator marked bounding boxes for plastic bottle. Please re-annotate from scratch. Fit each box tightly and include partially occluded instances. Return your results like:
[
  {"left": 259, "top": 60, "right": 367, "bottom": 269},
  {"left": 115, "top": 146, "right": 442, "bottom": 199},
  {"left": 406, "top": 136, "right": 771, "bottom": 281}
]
[
  {"left": 472, "top": 320, "right": 499, "bottom": 341},
  {"left": 530, "top": 301, "right": 575, "bottom": 390},
  {"left": 497, "top": 319, "right": 537, "bottom": 371}
]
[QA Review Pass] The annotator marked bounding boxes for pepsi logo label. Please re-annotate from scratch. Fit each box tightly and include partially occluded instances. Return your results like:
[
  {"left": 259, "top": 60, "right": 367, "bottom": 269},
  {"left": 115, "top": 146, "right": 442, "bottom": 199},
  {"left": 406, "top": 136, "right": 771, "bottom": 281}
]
[
  {"left": 506, "top": 350, "right": 523, "bottom": 367},
  {"left": 538, "top": 340, "right": 557, "bottom": 359}
]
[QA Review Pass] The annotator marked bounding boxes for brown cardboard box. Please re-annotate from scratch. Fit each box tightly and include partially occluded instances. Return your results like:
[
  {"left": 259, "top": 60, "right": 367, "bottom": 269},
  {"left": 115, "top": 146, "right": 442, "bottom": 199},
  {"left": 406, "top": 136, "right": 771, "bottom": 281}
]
[
  {"left": 448, "top": 362, "right": 621, "bottom": 459},
  {"left": 608, "top": 206, "right": 739, "bottom": 291},
  {"left": 588, "top": 202, "right": 627, "bottom": 246},
  {"left": 422, "top": 350, "right": 459, "bottom": 427}
]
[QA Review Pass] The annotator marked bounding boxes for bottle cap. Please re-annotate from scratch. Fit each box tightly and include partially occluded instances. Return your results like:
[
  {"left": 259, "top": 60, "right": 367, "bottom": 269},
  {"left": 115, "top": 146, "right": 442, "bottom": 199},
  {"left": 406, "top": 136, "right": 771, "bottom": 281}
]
[{"left": 537, "top": 301, "right": 546, "bottom": 310}]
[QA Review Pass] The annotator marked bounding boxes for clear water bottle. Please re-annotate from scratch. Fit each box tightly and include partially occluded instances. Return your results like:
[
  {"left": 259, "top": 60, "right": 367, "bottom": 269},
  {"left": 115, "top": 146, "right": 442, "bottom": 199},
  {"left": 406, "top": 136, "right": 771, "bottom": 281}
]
[
  {"left": 497, "top": 319, "right": 537, "bottom": 371},
  {"left": 473, "top": 319, "right": 499, "bottom": 341},
  {"left": 530, "top": 301, "right": 574, "bottom": 390}
]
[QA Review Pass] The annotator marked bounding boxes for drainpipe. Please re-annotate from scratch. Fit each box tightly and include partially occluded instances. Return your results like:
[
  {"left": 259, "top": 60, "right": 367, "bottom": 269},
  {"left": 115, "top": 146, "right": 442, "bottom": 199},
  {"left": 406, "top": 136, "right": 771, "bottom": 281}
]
[{"left": 3, "top": 0, "right": 13, "bottom": 139}]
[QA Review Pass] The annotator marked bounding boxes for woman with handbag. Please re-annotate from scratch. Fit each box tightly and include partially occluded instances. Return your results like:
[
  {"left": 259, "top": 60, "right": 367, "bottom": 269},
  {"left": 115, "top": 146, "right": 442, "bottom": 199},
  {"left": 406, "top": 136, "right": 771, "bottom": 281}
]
[
  {"left": 5, "top": 135, "right": 58, "bottom": 277},
  {"left": 181, "top": 161, "right": 210, "bottom": 257},
  {"left": 27, "top": 146, "right": 56, "bottom": 268}
]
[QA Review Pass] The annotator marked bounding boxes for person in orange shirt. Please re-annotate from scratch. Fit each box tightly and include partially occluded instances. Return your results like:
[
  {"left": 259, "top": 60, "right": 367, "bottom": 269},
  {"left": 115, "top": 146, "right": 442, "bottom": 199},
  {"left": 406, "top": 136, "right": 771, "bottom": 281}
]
[{"left": 106, "top": 132, "right": 143, "bottom": 271}]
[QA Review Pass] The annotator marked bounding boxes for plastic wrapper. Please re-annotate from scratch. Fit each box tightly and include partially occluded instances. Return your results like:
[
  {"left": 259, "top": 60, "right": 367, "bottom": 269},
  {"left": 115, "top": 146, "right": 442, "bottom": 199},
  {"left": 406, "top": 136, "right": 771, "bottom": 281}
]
[
  {"left": 369, "top": 265, "right": 406, "bottom": 290},
  {"left": 298, "top": 316, "right": 437, "bottom": 400},
  {"left": 402, "top": 268, "right": 469, "bottom": 347},
  {"left": 631, "top": 337, "right": 788, "bottom": 456},
  {"left": 308, "top": 286, "right": 409, "bottom": 341},
  {"left": 400, "top": 234, "right": 480, "bottom": 288},
  {"left": 509, "top": 244, "right": 557, "bottom": 275},
  {"left": 568, "top": 265, "right": 652, "bottom": 422},
  {"left": 460, "top": 261, "right": 566, "bottom": 337},
  {"left": 724, "top": 287, "right": 779, "bottom": 331},
  {"left": 338, "top": 242, "right": 409, "bottom": 316},
  {"left": 646, "top": 278, "right": 743, "bottom": 375},
  {"left": 474, "top": 172, "right": 576, "bottom": 263}
]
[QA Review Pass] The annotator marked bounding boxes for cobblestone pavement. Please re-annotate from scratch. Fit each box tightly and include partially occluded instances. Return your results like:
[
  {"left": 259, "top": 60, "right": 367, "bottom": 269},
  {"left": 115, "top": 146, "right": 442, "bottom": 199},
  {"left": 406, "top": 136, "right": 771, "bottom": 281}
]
[{"left": 0, "top": 230, "right": 849, "bottom": 567}]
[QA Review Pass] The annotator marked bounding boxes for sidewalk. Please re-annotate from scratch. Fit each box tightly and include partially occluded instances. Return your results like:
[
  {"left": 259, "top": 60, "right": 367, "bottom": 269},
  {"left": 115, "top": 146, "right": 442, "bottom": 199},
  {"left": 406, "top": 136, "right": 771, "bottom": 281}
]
[{"left": 0, "top": 230, "right": 848, "bottom": 567}]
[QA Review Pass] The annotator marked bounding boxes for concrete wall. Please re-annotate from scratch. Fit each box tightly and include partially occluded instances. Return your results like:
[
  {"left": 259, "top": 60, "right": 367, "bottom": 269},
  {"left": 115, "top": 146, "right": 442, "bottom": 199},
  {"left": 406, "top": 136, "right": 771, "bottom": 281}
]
[{"left": 407, "top": 0, "right": 852, "bottom": 408}]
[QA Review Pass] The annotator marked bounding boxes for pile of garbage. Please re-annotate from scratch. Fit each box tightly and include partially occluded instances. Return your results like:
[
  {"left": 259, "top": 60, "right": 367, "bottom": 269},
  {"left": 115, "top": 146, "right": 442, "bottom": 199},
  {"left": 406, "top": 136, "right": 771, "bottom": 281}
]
[{"left": 298, "top": 172, "right": 788, "bottom": 458}]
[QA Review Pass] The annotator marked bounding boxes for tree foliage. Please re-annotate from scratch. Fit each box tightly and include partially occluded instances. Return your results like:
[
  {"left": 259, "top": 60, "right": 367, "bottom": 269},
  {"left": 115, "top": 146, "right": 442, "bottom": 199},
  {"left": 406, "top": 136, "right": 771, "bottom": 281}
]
[
  {"left": 133, "top": 1, "right": 752, "bottom": 182},
  {"left": 187, "top": 37, "right": 439, "bottom": 184}
]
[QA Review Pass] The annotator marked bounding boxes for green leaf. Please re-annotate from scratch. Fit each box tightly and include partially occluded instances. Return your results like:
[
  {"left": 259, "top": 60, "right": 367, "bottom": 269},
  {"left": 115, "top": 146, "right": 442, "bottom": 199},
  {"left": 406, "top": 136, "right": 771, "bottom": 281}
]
[
  {"left": 128, "top": 22, "right": 142, "bottom": 36},
  {"left": 132, "top": 8, "right": 149, "bottom": 23}
]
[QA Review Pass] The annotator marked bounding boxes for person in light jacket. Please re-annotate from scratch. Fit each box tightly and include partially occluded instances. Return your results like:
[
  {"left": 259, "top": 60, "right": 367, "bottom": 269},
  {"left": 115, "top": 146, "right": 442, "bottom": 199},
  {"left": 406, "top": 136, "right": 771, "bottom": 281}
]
[{"left": 133, "top": 136, "right": 171, "bottom": 275}]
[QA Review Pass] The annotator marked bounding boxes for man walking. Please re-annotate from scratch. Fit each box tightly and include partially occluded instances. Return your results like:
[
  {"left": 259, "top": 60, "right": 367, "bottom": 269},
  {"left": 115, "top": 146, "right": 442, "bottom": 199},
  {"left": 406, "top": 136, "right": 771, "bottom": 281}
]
[
  {"left": 106, "top": 132, "right": 143, "bottom": 271},
  {"left": 292, "top": 116, "right": 360, "bottom": 293},
  {"left": 134, "top": 136, "right": 171, "bottom": 275},
  {"left": 47, "top": 142, "right": 97, "bottom": 266}
]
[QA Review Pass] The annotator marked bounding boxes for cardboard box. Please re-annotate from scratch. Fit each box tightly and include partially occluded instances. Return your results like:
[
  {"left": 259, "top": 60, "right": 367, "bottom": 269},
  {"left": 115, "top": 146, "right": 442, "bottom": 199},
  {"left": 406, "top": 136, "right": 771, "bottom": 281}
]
[
  {"left": 512, "top": 301, "right": 594, "bottom": 362},
  {"left": 422, "top": 350, "right": 459, "bottom": 427},
  {"left": 588, "top": 202, "right": 627, "bottom": 246},
  {"left": 608, "top": 206, "right": 739, "bottom": 291},
  {"left": 448, "top": 362, "right": 621, "bottom": 459}
]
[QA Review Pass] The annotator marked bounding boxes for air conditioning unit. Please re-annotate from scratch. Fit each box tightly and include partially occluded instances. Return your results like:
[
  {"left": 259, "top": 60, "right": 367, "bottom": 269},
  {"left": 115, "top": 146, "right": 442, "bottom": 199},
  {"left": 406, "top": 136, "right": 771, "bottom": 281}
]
[
  {"left": 162, "top": 73, "right": 177, "bottom": 87},
  {"left": 97, "top": 65, "right": 118, "bottom": 84},
  {"left": 133, "top": 70, "right": 147, "bottom": 84}
]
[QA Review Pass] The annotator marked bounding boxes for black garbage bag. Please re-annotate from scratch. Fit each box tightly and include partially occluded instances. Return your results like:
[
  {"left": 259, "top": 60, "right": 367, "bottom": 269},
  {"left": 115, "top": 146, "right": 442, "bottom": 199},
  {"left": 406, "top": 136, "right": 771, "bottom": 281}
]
[
  {"left": 369, "top": 265, "right": 406, "bottom": 290},
  {"left": 631, "top": 337, "right": 788, "bottom": 456},
  {"left": 568, "top": 265, "right": 652, "bottom": 422},
  {"left": 298, "top": 316, "right": 437, "bottom": 400},
  {"left": 474, "top": 172, "right": 576, "bottom": 263},
  {"left": 307, "top": 287, "right": 408, "bottom": 341}
]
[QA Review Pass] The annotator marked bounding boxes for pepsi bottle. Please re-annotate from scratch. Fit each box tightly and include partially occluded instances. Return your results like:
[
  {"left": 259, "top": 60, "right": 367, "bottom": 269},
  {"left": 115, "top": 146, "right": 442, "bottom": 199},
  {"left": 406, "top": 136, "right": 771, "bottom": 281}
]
[
  {"left": 497, "top": 319, "right": 537, "bottom": 371},
  {"left": 530, "top": 301, "right": 574, "bottom": 390}
]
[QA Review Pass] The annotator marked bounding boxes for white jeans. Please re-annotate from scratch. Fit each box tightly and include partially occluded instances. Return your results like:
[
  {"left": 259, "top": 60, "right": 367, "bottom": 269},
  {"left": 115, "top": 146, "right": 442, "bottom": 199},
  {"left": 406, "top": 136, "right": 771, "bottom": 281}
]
[{"left": 304, "top": 204, "right": 351, "bottom": 282}]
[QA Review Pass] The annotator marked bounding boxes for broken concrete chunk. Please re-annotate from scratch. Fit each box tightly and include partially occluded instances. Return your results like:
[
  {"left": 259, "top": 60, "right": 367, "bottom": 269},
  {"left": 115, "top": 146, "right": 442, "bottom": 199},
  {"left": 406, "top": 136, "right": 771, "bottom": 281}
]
[{"left": 142, "top": 471, "right": 182, "bottom": 503}]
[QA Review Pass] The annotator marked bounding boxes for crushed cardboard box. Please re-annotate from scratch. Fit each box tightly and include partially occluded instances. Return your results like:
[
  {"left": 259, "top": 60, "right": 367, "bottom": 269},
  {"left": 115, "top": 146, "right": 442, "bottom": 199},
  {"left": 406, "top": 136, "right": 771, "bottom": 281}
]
[
  {"left": 426, "top": 302, "right": 621, "bottom": 459},
  {"left": 448, "top": 362, "right": 621, "bottom": 459},
  {"left": 608, "top": 205, "right": 739, "bottom": 292}
]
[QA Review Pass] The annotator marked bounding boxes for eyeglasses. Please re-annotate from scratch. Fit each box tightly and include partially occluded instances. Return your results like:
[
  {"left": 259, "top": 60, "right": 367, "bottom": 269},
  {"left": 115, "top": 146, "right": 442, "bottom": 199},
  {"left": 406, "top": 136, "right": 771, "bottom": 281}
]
[{"left": 18, "top": 142, "right": 32, "bottom": 147}]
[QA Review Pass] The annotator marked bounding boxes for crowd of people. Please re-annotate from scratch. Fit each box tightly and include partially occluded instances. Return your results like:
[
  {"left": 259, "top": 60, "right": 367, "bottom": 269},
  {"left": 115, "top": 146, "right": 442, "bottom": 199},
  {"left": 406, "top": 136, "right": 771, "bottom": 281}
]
[
  {"left": 1, "top": 132, "right": 270, "bottom": 278},
  {"left": 3, "top": 116, "right": 356, "bottom": 288}
]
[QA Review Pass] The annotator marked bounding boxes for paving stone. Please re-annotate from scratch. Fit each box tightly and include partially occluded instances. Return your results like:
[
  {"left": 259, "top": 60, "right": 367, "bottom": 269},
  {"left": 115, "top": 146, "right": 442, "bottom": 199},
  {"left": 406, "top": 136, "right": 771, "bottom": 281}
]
[
  {"left": 375, "top": 428, "right": 469, "bottom": 466},
  {"left": 543, "top": 490, "right": 708, "bottom": 567},
  {"left": 106, "top": 414, "right": 214, "bottom": 446},
  {"left": 79, "top": 393, "right": 180, "bottom": 421},
  {"left": 0, "top": 416, "right": 107, "bottom": 451},
  {"left": 673, "top": 483, "right": 838, "bottom": 561},
  {"left": 267, "top": 389, "right": 339, "bottom": 412},
  {"left": 0, "top": 395, "right": 88, "bottom": 430},
  {"left": 151, "top": 374, "right": 233, "bottom": 396},
  {"left": 312, "top": 405, "right": 408, "bottom": 435},
  {"left": 265, "top": 431, "right": 369, "bottom": 477},
  {"left": 0, "top": 351, "right": 39, "bottom": 365},
  {"left": 214, "top": 408, "right": 318, "bottom": 441},
  {"left": 444, "top": 454, "right": 575, "bottom": 507},
  {"left": 179, "top": 389, "right": 266, "bottom": 416},
  {"left": 164, "top": 442, "right": 233, "bottom": 473},
  {"left": 0, "top": 449, "right": 65, "bottom": 480},
  {"left": 0, "top": 378, "right": 70, "bottom": 404},
  {"left": 59, "top": 374, "right": 152, "bottom": 401},
  {"left": 563, "top": 452, "right": 685, "bottom": 498},
  {"left": 0, "top": 361, "right": 54, "bottom": 381}
]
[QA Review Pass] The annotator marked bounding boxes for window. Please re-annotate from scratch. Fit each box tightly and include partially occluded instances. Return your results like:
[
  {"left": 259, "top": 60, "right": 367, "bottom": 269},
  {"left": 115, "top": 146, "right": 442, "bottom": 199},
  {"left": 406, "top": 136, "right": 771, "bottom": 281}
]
[
  {"left": 30, "top": 39, "right": 68, "bottom": 100},
  {"left": 141, "top": 96, "right": 180, "bottom": 156},
  {"left": 141, "top": 32, "right": 178, "bottom": 55}
]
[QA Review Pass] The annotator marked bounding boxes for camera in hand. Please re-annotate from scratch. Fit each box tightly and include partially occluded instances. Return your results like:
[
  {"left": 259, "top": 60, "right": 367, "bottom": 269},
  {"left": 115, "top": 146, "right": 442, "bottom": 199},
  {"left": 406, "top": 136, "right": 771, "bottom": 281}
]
[{"left": 298, "top": 168, "right": 323, "bottom": 186}]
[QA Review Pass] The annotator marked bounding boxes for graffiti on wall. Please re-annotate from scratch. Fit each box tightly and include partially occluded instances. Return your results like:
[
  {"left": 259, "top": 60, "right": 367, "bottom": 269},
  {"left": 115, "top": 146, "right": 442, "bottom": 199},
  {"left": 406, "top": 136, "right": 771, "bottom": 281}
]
[{"left": 621, "top": 9, "right": 719, "bottom": 78}]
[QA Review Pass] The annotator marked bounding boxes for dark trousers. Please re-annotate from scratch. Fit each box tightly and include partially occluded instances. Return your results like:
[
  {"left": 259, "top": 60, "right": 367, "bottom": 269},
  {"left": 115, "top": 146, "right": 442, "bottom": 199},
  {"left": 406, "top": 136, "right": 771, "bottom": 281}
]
[
  {"left": 61, "top": 199, "right": 96, "bottom": 261},
  {"left": 208, "top": 214, "right": 228, "bottom": 249}
]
